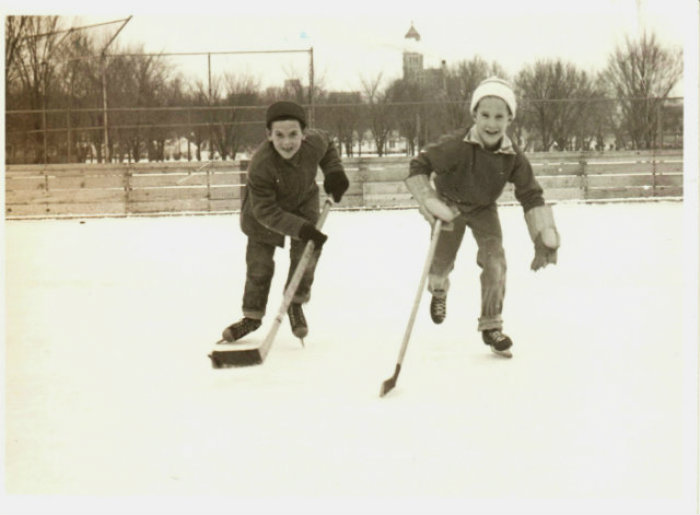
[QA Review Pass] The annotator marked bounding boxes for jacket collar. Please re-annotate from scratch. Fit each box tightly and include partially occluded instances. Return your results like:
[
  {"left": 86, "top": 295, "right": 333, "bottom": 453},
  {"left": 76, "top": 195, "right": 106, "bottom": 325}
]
[{"left": 464, "top": 125, "right": 516, "bottom": 154}]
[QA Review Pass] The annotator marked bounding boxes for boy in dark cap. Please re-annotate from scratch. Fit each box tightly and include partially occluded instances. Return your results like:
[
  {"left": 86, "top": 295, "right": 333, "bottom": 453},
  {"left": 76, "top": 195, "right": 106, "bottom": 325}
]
[
  {"left": 222, "top": 100, "right": 349, "bottom": 342},
  {"left": 405, "top": 77, "right": 559, "bottom": 357}
]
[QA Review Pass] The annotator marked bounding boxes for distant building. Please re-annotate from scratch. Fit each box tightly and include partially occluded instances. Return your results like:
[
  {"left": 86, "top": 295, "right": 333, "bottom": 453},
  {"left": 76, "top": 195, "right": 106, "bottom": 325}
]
[
  {"left": 313, "top": 23, "right": 450, "bottom": 156},
  {"left": 402, "top": 22, "right": 446, "bottom": 91},
  {"left": 326, "top": 91, "right": 362, "bottom": 104},
  {"left": 402, "top": 23, "right": 424, "bottom": 82}
]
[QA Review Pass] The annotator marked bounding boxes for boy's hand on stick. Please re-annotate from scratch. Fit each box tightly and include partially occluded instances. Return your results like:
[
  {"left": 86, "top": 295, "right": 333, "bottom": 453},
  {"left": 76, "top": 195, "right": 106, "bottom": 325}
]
[
  {"left": 299, "top": 223, "right": 328, "bottom": 249},
  {"left": 405, "top": 174, "right": 459, "bottom": 226}
]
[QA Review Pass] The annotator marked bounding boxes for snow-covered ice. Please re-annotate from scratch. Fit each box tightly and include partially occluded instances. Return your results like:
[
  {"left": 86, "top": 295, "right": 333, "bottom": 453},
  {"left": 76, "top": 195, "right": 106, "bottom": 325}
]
[{"left": 3, "top": 201, "right": 697, "bottom": 514}]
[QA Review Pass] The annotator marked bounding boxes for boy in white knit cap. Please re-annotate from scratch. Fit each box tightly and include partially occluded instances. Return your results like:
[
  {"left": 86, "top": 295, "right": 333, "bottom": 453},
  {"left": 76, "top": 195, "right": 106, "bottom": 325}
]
[{"left": 405, "top": 77, "right": 559, "bottom": 357}]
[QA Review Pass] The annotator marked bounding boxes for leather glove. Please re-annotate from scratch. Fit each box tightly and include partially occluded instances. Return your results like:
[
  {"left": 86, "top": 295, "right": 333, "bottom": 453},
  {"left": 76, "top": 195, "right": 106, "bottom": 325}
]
[
  {"left": 417, "top": 203, "right": 437, "bottom": 225},
  {"left": 531, "top": 231, "right": 558, "bottom": 271},
  {"left": 405, "top": 174, "right": 458, "bottom": 225},
  {"left": 525, "top": 205, "right": 560, "bottom": 272},
  {"left": 323, "top": 171, "right": 349, "bottom": 202},
  {"left": 299, "top": 223, "right": 328, "bottom": 249}
]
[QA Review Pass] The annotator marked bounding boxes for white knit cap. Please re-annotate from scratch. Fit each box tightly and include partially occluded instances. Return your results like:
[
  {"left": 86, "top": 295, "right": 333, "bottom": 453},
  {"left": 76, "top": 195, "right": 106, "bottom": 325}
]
[{"left": 470, "top": 77, "right": 517, "bottom": 119}]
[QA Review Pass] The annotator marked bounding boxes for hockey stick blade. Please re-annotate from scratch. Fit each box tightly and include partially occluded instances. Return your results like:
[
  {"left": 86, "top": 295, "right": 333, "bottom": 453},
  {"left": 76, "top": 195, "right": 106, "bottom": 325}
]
[
  {"left": 379, "top": 363, "right": 401, "bottom": 397},
  {"left": 208, "top": 347, "right": 263, "bottom": 368},
  {"left": 378, "top": 219, "right": 443, "bottom": 398}
]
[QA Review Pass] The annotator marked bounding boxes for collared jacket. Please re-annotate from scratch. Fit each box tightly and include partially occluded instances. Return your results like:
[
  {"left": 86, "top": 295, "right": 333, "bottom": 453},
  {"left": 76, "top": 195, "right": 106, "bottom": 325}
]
[
  {"left": 408, "top": 126, "right": 544, "bottom": 213},
  {"left": 241, "top": 128, "right": 345, "bottom": 247}
]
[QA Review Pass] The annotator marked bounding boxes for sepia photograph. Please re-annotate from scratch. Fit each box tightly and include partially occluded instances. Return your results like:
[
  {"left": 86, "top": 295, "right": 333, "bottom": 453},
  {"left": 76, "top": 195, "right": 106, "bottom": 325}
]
[{"left": 2, "top": 1, "right": 698, "bottom": 513}]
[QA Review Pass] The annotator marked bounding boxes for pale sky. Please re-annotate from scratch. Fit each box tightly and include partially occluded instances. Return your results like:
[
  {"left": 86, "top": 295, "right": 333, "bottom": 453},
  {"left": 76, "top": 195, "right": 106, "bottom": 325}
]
[{"left": 5, "top": 0, "right": 695, "bottom": 94}]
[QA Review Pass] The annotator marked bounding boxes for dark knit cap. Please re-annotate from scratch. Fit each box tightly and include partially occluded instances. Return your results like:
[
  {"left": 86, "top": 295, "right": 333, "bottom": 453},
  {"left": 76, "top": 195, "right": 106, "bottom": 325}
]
[{"left": 266, "top": 101, "right": 307, "bottom": 129}]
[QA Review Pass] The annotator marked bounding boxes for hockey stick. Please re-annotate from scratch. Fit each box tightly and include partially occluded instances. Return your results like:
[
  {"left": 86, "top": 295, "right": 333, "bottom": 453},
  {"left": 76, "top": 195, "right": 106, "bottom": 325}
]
[
  {"left": 380, "top": 218, "right": 442, "bottom": 397},
  {"left": 209, "top": 199, "right": 333, "bottom": 368}
]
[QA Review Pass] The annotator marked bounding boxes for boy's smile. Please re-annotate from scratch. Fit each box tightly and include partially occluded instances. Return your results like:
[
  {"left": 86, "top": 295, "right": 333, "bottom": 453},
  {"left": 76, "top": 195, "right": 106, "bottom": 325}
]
[
  {"left": 473, "top": 96, "right": 512, "bottom": 150},
  {"left": 267, "top": 119, "right": 304, "bottom": 160}
]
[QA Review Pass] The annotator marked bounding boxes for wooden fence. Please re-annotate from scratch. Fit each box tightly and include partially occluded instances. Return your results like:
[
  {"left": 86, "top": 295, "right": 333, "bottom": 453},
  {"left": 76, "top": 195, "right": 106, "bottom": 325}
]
[{"left": 4, "top": 150, "right": 683, "bottom": 219}]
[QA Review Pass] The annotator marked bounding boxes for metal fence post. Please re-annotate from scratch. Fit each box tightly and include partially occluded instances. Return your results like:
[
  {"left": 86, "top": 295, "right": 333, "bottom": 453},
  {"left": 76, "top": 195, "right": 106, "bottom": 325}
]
[
  {"left": 124, "top": 165, "right": 131, "bottom": 215},
  {"left": 42, "top": 105, "right": 48, "bottom": 165},
  {"left": 208, "top": 52, "right": 213, "bottom": 161},
  {"left": 101, "top": 55, "right": 110, "bottom": 163},
  {"left": 66, "top": 110, "right": 72, "bottom": 163},
  {"left": 187, "top": 109, "right": 192, "bottom": 161},
  {"left": 579, "top": 154, "right": 588, "bottom": 200},
  {"left": 308, "top": 47, "right": 315, "bottom": 127},
  {"left": 206, "top": 162, "right": 212, "bottom": 212},
  {"left": 656, "top": 100, "right": 664, "bottom": 150},
  {"left": 651, "top": 152, "right": 657, "bottom": 197}
]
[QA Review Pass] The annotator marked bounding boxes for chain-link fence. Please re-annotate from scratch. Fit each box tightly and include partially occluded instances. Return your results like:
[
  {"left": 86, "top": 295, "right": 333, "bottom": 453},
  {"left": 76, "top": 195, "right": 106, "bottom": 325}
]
[{"left": 5, "top": 96, "right": 684, "bottom": 165}]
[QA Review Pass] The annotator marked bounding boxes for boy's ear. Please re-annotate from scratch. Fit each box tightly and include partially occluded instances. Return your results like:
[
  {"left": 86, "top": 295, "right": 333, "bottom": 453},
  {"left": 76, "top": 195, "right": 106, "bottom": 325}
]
[{"left": 266, "top": 128, "right": 272, "bottom": 140}]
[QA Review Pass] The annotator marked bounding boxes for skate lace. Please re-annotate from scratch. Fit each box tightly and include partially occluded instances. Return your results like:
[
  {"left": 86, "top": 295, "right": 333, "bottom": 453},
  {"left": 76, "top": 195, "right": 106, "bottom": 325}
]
[
  {"left": 432, "top": 298, "right": 446, "bottom": 316},
  {"left": 431, "top": 291, "right": 446, "bottom": 314},
  {"left": 288, "top": 304, "right": 306, "bottom": 327},
  {"left": 486, "top": 329, "right": 507, "bottom": 343},
  {"left": 491, "top": 330, "right": 503, "bottom": 341},
  {"left": 243, "top": 318, "right": 258, "bottom": 331},
  {"left": 226, "top": 317, "right": 260, "bottom": 340}
]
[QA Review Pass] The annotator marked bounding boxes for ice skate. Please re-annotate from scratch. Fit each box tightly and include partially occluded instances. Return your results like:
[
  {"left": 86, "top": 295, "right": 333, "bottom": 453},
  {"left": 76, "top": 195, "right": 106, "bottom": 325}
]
[
  {"left": 220, "top": 317, "right": 261, "bottom": 343},
  {"left": 287, "top": 303, "right": 308, "bottom": 340},
  {"left": 482, "top": 329, "right": 513, "bottom": 358},
  {"left": 430, "top": 290, "right": 447, "bottom": 324}
]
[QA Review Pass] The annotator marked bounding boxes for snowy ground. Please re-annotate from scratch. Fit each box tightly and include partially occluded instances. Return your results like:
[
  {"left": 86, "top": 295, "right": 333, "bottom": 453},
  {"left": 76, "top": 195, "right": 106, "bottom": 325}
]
[{"left": 3, "top": 201, "right": 698, "bottom": 514}]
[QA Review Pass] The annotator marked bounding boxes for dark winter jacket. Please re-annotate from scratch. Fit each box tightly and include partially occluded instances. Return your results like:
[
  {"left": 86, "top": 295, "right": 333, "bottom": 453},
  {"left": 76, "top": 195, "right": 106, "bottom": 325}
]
[
  {"left": 241, "top": 128, "right": 345, "bottom": 247},
  {"left": 408, "top": 126, "right": 544, "bottom": 213}
]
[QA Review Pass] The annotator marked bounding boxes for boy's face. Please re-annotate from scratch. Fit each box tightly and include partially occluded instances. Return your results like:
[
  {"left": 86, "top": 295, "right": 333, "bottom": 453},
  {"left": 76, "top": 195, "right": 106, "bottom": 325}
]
[
  {"left": 267, "top": 119, "right": 304, "bottom": 160},
  {"left": 473, "top": 96, "right": 512, "bottom": 150}
]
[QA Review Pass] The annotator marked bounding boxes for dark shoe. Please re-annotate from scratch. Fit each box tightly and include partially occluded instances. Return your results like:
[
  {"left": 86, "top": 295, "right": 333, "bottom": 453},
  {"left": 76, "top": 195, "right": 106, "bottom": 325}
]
[
  {"left": 482, "top": 329, "right": 513, "bottom": 352},
  {"left": 288, "top": 303, "right": 308, "bottom": 338},
  {"left": 221, "top": 317, "right": 261, "bottom": 342},
  {"left": 430, "top": 290, "right": 447, "bottom": 324}
]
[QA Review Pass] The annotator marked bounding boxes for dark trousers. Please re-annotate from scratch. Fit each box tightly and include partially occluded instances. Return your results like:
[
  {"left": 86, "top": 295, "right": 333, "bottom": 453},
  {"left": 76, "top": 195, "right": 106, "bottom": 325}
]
[
  {"left": 242, "top": 237, "right": 322, "bottom": 320},
  {"left": 428, "top": 204, "right": 506, "bottom": 331}
]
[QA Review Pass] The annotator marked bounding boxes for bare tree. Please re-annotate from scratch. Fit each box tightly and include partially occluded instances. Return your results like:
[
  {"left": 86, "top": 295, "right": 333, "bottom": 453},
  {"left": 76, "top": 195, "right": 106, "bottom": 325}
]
[
  {"left": 5, "top": 16, "right": 32, "bottom": 162},
  {"left": 516, "top": 59, "right": 601, "bottom": 151},
  {"left": 385, "top": 78, "right": 422, "bottom": 155},
  {"left": 217, "top": 72, "right": 262, "bottom": 160},
  {"left": 5, "top": 16, "right": 29, "bottom": 88},
  {"left": 361, "top": 72, "right": 392, "bottom": 156},
  {"left": 102, "top": 46, "right": 174, "bottom": 162},
  {"left": 8, "top": 16, "right": 64, "bottom": 162},
  {"left": 316, "top": 91, "right": 362, "bottom": 157},
  {"left": 54, "top": 30, "right": 99, "bottom": 162},
  {"left": 604, "top": 31, "right": 682, "bottom": 149},
  {"left": 185, "top": 80, "right": 211, "bottom": 161},
  {"left": 279, "top": 62, "right": 327, "bottom": 108},
  {"left": 156, "top": 74, "right": 188, "bottom": 160}
]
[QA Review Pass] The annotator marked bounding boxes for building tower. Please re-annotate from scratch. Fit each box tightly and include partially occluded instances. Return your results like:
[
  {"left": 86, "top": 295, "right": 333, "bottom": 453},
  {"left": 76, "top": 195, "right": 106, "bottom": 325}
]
[{"left": 402, "top": 22, "right": 423, "bottom": 82}]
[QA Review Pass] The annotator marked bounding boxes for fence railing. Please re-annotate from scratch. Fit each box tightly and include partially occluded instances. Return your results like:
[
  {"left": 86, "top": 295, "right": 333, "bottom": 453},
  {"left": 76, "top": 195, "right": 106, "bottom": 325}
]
[
  {"left": 5, "top": 96, "right": 684, "bottom": 165},
  {"left": 4, "top": 150, "right": 683, "bottom": 219}
]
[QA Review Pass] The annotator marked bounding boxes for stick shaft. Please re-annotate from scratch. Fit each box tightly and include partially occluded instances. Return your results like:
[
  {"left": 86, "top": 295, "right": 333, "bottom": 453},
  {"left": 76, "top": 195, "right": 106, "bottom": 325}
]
[
  {"left": 259, "top": 199, "right": 333, "bottom": 354},
  {"left": 395, "top": 219, "right": 442, "bottom": 366}
]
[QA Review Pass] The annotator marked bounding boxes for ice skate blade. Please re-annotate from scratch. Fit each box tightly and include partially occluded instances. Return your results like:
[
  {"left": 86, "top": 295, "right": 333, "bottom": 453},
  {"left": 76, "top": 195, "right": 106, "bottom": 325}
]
[
  {"left": 490, "top": 347, "right": 513, "bottom": 358},
  {"left": 292, "top": 328, "right": 308, "bottom": 339}
]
